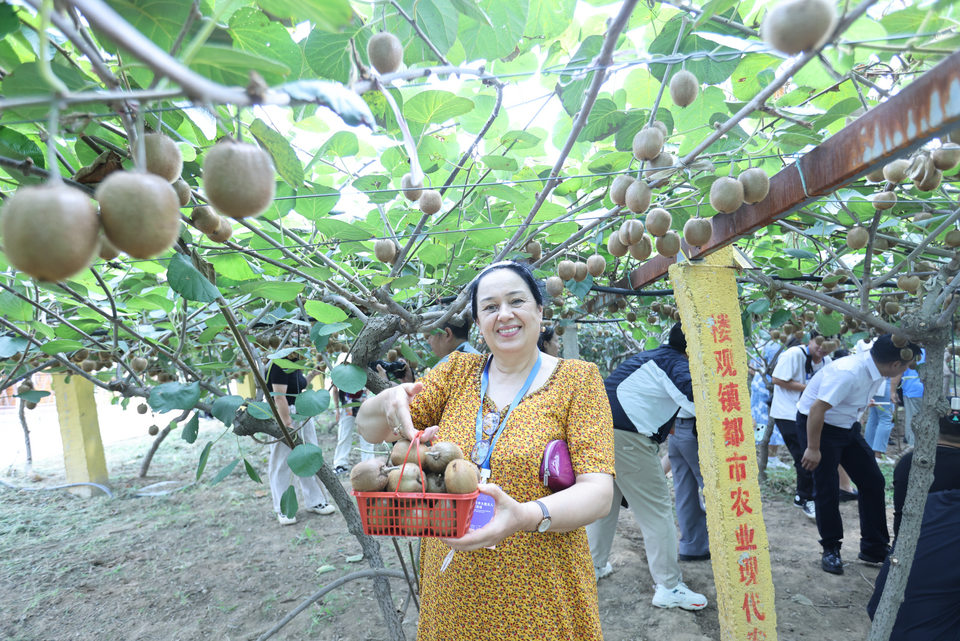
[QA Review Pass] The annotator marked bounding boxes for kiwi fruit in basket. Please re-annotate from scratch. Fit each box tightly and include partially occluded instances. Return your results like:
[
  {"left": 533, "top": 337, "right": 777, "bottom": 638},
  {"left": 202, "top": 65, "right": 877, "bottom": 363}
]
[
  {"left": 387, "top": 465, "right": 423, "bottom": 493},
  {"left": 423, "top": 442, "right": 464, "bottom": 474},
  {"left": 350, "top": 458, "right": 391, "bottom": 492},
  {"left": 444, "top": 459, "right": 480, "bottom": 494}
]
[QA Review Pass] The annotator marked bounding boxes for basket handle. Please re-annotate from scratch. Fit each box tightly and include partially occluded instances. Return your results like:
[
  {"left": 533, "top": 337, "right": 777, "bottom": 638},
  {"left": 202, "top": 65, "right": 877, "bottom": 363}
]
[{"left": 395, "top": 430, "right": 427, "bottom": 498}]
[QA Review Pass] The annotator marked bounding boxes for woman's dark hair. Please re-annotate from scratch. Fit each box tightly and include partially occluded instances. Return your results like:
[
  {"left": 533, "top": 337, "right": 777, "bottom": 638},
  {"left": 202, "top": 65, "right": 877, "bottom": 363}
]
[
  {"left": 871, "top": 334, "right": 921, "bottom": 364},
  {"left": 538, "top": 326, "right": 556, "bottom": 353},
  {"left": 668, "top": 322, "right": 686, "bottom": 353},
  {"left": 469, "top": 260, "right": 543, "bottom": 320}
]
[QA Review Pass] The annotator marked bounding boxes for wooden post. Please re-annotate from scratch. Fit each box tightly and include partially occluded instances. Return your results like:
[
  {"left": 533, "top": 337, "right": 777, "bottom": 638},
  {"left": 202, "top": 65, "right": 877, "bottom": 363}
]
[
  {"left": 51, "top": 374, "right": 109, "bottom": 498},
  {"left": 671, "top": 248, "right": 777, "bottom": 641}
]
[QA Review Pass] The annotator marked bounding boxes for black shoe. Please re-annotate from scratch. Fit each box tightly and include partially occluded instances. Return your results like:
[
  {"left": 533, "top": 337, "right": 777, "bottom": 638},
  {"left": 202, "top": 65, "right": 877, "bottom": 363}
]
[
  {"left": 858, "top": 549, "right": 890, "bottom": 566},
  {"left": 333, "top": 465, "right": 350, "bottom": 476},
  {"left": 839, "top": 489, "right": 859, "bottom": 502},
  {"left": 679, "top": 553, "right": 711, "bottom": 561},
  {"left": 822, "top": 547, "right": 844, "bottom": 575}
]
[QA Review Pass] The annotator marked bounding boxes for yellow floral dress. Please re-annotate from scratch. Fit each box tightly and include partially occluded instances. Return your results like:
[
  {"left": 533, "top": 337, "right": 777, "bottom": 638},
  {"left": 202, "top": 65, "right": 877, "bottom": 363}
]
[{"left": 409, "top": 352, "right": 615, "bottom": 640}]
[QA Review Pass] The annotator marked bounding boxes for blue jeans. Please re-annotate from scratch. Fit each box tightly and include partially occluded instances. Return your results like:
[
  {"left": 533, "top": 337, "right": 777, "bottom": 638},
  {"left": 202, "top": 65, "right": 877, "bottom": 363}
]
[{"left": 863, "top": 395, "right": 894, "bottom": 454}]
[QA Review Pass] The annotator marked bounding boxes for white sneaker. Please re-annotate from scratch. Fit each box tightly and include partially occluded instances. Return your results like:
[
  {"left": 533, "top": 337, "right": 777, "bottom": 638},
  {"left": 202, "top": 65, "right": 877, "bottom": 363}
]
[
  {"left": 277, "top": 512, "right": 297, "bottom": 526},
  {"left": 306, "top": 503, "right": 336, "bottom": 515},
  {"left": 801, "top": 500, "right": 816, "bottom": 519},
  {"left": 595, "top": 562, "right": 613, "bottom": 581},
  {"left": 652, "top": 582, "right": 707, "bottom": 610}
]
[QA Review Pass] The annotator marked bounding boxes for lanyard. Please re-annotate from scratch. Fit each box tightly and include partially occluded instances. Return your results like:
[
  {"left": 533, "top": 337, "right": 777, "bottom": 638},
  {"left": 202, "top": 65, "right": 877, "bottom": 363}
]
[{"left": 475, "top": 352, "right": 542, "bottom": 477}]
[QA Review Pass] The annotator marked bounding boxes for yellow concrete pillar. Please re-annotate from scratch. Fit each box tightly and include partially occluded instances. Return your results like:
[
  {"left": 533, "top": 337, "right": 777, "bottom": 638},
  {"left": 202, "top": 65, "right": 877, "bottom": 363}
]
[
  {"left": 671, "top": 248, "right": 778, "bottom": 641},
  {"left": 51, "top": 374, "right": 109, "bottom": 498},
  {"left": 238, "top": 373, "right": 256, "bottom": 399},
  {"left": 310, "top": 372, "right": 325, "bottom": 391}
]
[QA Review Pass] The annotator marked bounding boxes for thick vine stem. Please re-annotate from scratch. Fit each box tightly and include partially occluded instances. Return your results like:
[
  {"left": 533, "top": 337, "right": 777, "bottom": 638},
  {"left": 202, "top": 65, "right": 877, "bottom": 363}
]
[
  {"left": 0, "top": 155, "right": 93, "bottom": 193},
  {"left": 859, "top": 209, "right": 885, "bottom": 314}
]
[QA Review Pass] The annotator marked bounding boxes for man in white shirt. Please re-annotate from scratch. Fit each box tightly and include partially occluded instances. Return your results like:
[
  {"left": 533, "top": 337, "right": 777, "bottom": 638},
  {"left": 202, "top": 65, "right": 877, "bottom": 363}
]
[
  {"left": 771, "top": 333, "right": 831, "bottom": 519},
  {"left": 796, "top": 334, "right": 920, "bottom": 574}
]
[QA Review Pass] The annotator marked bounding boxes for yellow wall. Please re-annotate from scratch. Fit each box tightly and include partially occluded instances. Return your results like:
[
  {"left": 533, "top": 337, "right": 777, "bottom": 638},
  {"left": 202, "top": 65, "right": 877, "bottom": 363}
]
[{"left": 51, "top": 374, "right": 109, "bottom": 498}]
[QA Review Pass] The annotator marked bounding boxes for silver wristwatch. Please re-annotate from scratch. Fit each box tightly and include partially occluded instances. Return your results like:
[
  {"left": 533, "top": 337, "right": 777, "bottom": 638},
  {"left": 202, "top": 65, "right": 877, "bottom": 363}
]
[{"left": 533, "top": 499, "right": 552, "bottom": 533}]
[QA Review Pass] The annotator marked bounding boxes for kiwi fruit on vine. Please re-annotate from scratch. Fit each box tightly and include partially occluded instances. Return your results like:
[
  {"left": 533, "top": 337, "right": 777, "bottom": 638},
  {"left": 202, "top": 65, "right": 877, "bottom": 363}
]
[
  {"left": 557, "top": 260, "right": 576, "bottom": 281},
  {"left": 891, "top": 334, "right": 908, "bottom": 348},
  {"left": 137, "top": 403, "right": 148, "bottom": 415},
  {"left": 914, "top": 211, "right": 932, "bottom": 224},
  {"left": 871, "top": 191, "right": 897, "bottom": 210},
  {"left": 645, "top": 208, "right": 672, "bottom": 237},
  {"left": 98, "top": 235, "right": 121, "bottom": 261},
  {"left": 882, "top": 159, "right": 911, "bottom": 184},
  {"left": 202, "top": 140, "right": 276, "bottom": 219},
  {"left": 387, "top": 465, "right": 423, "bottom": 493},
  {"left": 374, "top": 239, "right": 398, "bottom": 264},
  {"left": 419, "top": 190, "right": 442, "bottom": 215},
  {"left": 646, "top": 151, "right": 675, "bottom": 176},
  {"left": 656, "top": 231, "right": 681, "bottom": 257},
  {"left": 610, "top": 174, "right": 635, "bottom": 206},
  {"left": 172, "top": 178, "right": 192, "bottom": 206},
  {"left": 206, "top": 217, "right": 233, "bottom": 243},
  {"left": 625, "top": 180, "right": 652, "bottom": 214},
  {"left": 351, "top": 458, "right": 391, "bottom": 492},
  {"left": 885, "top": 301, "right": 901, "bottom": 315},
  {"left": 81, "top": 360, "right": 96, "bottom": 372},
  {"left": 74, "top": 349, "right": 90, "bottom": 362},
  {"left": 268, "top": 335, "right": 281, "bottom": 349},
  {"left": 189, "top": 205, "right": 219, "bottom": 234},
  {"left": 650, "top": 120, "right": 668, "bottom": 137},
  {"left": 739, "top": 168, "right": 770, "bottom": 204},
  {"left": 424, "top": 473, "right": 446, "bottom": 494},
  {"left": 846, "top": 227, "right": 869, "bottom": 249},
  {"left": 422, "top": 442, "right": 464, "bottom": 474},
  {"left": 607, "top": 231, "right": 629, "bottom": 257},
  {"left": 400, "top": 173, "right": 423, "bottom": 201},
  {"left": 669, "top": 70, "right": 699, "bottom": 108},
  {"left": 148, "top": 425, "right": 159, "bottom": 436},
  {"left": 586, "top": 254, "right": 606, "bottom": 277},
  {"left": 628, "top": 236, "right": 652, "bottom": 261},
  {"left": 626, "top": 311, "right": 637, "bottom": 322},
  {"left": 683, "top": 218, "right": 713, "bottom": 247},
  {"left": 444, "top": 459, "right": 480, "bottom": 494},
  {"left": 545, "top": 276, "right": 565, "bottom": 297},
  {"left": 945, "top": 230, "right": 960, "bottom": 248},
  {"left": 710, "top": 177, "right": 744, "bottom": 214},
  {"left": 573, "top": 261, "right": 588, "bottom": 282},
  {"left": 865, "top": 167, "right": 886, "bottom": 183},
  {"left": 1, "top": 183, "right": 99, "bottom": 281},
  {"left": 98, "top": 172, "right": 181, "bottom": 259},
  {"left": 526, "top": 240, "right": 542, "bottom": 260},
  {"left": 131, "top": 357, "right": 148, "bottom": 372},
  {"left": 633, "top": 128, "right": 664, "bottom": 161},
  {"left": 143, "top": 133, "right": 183, "bottom": 183},
  {"left": 367, "top": 32, "right": 403, "bottom": 75},
  {"left": 619, "top": 219, "right": 645, "bottom": 246},
  {"left": 761, "top": 0, "right": 835, "bottom": 55},
  {"left": 933, "top": 143, "right": 960, "bottom": 171},
  {"left": 917, "top": 160, "right": 942, "bottom": 192}
]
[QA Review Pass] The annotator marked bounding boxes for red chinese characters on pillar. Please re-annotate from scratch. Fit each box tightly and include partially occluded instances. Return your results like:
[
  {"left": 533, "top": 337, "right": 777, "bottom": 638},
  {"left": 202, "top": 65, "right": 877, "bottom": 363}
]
[
  {"left": 742, "top": 592, "right": 766, "bottom": 624},
  {"left": 711, "top": 313, "right": 733, "bottom": 344},
  {"left": 730, "top": 487, "right": 754, "bottom": 516},
  {"left": 723, "top": 417, "right": 746, "bottom": 447},
  {"left": 747, "top": 628, "right": 768, "bottom": 640},
  {"left": 739, "top": 556, "right": 760, "bottom": 586},
  {"left": 714, "top": 348, "right": 738, "bottom": 377},
  {"left": 718, "top": 382, "right": 741, "bottom": 413},
  {"left": 727, "top": 453, "right": 748, "bottom": 481},
  {"left": 735, "top": 523, "right": 758, "bottom": 552}
]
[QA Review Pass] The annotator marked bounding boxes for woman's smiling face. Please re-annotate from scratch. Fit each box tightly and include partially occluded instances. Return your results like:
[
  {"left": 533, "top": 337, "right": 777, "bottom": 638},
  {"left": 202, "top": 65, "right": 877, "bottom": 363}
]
[{"left": 475, "top": 269, "right": 542, "bottom": 356}]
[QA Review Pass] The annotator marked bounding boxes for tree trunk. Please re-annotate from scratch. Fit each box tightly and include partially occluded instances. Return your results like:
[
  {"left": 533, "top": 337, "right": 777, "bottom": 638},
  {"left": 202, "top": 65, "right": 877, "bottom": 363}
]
[
  {"left": 868, "top": 326, "right": 948, "bottom": 641},
  {"left": 139, "top": 424, "right": 173, "bottom": 478},
  {"left": 18, "top": 399, "right": 33, "bottom": 477},
  {"left": 756, "top": 413, "right": 775, "bottom": 483}
]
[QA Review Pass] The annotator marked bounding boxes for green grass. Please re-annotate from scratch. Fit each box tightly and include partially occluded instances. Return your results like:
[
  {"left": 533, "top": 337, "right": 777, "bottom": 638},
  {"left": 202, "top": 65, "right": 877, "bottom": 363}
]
[{"left": 761, "top": 460, "right": 898, "bottom": 505}]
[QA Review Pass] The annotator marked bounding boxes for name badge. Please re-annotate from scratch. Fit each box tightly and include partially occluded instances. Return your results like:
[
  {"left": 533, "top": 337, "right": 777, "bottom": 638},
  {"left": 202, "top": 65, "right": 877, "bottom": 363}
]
[{"left": 469, "top": 494, "right": 496, "bottom": 532}]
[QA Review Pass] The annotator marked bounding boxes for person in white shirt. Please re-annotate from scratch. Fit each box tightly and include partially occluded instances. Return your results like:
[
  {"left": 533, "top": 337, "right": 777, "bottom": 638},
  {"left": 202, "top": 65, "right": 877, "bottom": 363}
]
[
  {"left": 796, "top": 334, "right": 920, "bottom": 575},
  {"left": 771, "top": 333, "right": 831, "bottom": 519}
]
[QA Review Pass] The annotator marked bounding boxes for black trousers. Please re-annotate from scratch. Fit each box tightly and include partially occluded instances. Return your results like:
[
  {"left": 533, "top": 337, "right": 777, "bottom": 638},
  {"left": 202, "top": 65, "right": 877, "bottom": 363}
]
[
  {"left": 775, "top": 418, "right": 815, "bottom": 502},
  {"left": 796, "top": 412, "right": 890, "bottom": 557}
]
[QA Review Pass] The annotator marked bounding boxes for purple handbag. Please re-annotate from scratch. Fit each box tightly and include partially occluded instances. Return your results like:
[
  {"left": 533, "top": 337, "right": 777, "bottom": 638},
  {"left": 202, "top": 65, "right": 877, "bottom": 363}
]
[{"left": 540, "top": 440, "right": 576, "bottom": 492}]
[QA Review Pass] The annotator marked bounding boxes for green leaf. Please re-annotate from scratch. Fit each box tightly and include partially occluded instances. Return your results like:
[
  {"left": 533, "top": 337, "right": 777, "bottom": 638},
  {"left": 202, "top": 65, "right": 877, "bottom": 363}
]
[
  {"left": 0, "top": 126, "right": 45, "bottom": 168},
  {"left": 578, "top": 99, "right": 626, "bottom": 142},
  {"left": 0, "top": 3, "right": 19, "bottom": 41},
  {"left": 256, "top": 0, "right": 352, "bottom": 33},
  {"left": 782, "top": 248, "right": 818, "bottom": 260},
  {"left": 395, "top": 0, "right": 459, "bottom": 63},
  {"left": 280, "top": 485, "right": 298, "bottom": 518},
  {"left": 319, "top": 131, "right": 359, "bottom": 158},
  {"left": 292, "top": 184, "right": 340, "bottom": 221},
  {"left": 250, "top": 118, "right": 304, "bottom": 188},
  {"left": 404, "top": 90, "right": 474, "bottom": 126},
  {"left": 303, "top": 300, "right": 348, "bottom": 323},
  {"left": 417, "top": 244, "right": 448, "bottom": 268},
  {"left": 0, "top": 289, "right": 31, "bottom": 322},
  {"left": 196, "top": 441, "right": 213, "bottom": 480},
  {"left": 501, "top": 130, "right": 541, "bottom": 150},
  {"left": 741, "top": 310, "right": 752, "bottom": 339},
  {"left": 149, "top": 381, "right": 202, "bottom": 414},
  {"left": 168, "top": 254, "right": 221, "bottom": 303},
  {"left": 181, "top": 412, "right": 200, "bottom": 444},
  {"left": 189, "top": 45, "right": 290, "bottom": 85},
  {"left": 229, "top": 7, "right": 304, "bottom": 80},
  {"left": 207, "top": 253, "right": 257, "bottom": 281},
  {"left": 287, "top": 443, "right": 324, "bottom": 477},
  {"left": 449, "top": 0, "right": 493, "bottom": 27},
  {"left": 556, "top": 35, "right": 604, "bottom": 116},
  {"left": 648, "top": 13, "right": 741, "bottom": 85},
  {"left": 302, "top": 28, "right": 356, "bottom": 84},
  {"left": 239, "top": 281, "right": 305, "bottom": 302},
  {"left": 246, "top": 400, "right": 273, "bottom": 420},
  {"left": 524, "top": 0, "right": 575, "bottom": 40},
  {"left": 1, "top": 62, "right": 93, "bottom": 119},
  {"left": 293, "top": 389, "right": 330, "bottom": 417},
  {"left": 817, "top": 313, "right": 842, "bottom": 336},
  {"left": 17, "top": 390, "right": 50, "bottom": 403},
  {"left": 102, "top": 0, "right": 192, "bottom": 52},
  {"left": 331, "top": 363, "right": 367, "bottom": 394},
  {"left": 352, "top": 174, "right": 399, "bottom": 205},
  {"left": 211, "top": 458, "right": 241, "bottom": 485},
  {"left": 314, "top": 216, "right": 374, "bottom": 240},
  {"left": 481, "top": 155, "right": 518, "bottom": 171},
  {"left": 282, "top": 80, "right": 375, "bottom": 128},
  {"left": 244, "top": 458, "right": 263, "bottom": 483},
  {"left": 38, "top": 339, "right": 85, "bottom": 355},
  {"left": 746, "top": 299, "right": 770, "bottom": 315},
  {"left": 770, "top": 309, "right": 792, "bottom": 329},
  {"left": 458, "top": 0, "right": 525, "bottom": 62},
  {"left": 211, "top": 395, "right": 245, "bottom": 426}
]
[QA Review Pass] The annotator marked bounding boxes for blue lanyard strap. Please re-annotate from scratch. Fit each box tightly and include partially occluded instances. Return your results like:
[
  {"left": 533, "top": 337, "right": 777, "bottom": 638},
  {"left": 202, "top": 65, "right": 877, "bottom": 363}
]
[{"left": 475, "top": 352, "right": 542, "bottom": 472}]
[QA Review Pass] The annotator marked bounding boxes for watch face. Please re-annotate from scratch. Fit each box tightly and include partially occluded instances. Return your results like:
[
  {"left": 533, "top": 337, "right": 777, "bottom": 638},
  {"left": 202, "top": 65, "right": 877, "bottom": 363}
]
[{"left": 538, "top": 517, "right": 551, "bottom": 533}]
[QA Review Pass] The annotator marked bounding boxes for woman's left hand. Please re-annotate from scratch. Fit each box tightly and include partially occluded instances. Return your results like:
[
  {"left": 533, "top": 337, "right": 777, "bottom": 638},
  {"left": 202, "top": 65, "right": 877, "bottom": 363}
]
[{"left": 440, "top": 484, "right": 536, "bottom": 551}]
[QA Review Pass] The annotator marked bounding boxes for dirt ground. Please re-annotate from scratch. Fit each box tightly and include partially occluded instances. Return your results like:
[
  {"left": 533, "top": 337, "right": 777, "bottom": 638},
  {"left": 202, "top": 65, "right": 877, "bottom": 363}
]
[{"left": 0, "top": 409, "right": 900, "bottom": 641}]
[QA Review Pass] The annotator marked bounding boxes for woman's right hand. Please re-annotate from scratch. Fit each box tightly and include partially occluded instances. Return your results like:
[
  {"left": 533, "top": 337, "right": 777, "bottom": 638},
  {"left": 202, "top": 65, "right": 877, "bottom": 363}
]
[{"left": 382, "top": 382, "right": 439, "bottom": 443}]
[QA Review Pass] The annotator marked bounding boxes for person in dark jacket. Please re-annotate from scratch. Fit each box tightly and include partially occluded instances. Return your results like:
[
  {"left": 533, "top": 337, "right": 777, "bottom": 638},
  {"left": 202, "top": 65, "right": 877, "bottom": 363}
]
[{"left": 585, "top": 323, "right": 708, "bottom": 611}]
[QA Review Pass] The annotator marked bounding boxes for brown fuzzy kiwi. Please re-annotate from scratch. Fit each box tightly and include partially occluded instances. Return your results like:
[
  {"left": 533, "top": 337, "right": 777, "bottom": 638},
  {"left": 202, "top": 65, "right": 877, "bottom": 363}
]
[
  {"left": 268, "top": 335, "right": 281, "bottom": 349},
  {"left": 669, "top": 70, "right": 699, "bottom": 107},
  {"left": 933, "top": 143, "right": 960, "bottom": 171},
  {"left": 885, "top": 301, "right": 901, "bottom": 315},
  {"left": 761, "top": 0, "right": 835, "bottom": 55},
  {"left": 914, "top": 212, "right": 933, "bottom": 224},
  {"left": 557, "top": 260, "right": 576, "bottom": 281},
  {"left": 871, "top": 191, "right": 897, "bottom": 210},
  {"left": 651, "top": 121, "right": 668, "bottom": 137},
  {"left": 645, "top": 208, "right": 672, "bottom": 237},
  {"left": 390, "top": 439, "right": 430, "bottom": 466},
  {"left": 626, "top": 311, "right": 637, "bottom": 322},
  {"left": 422, "top": 441, "right": 464, "bottom": 474},
  {"left": 374, "top": 239, "right": 398, "bottom": 264},
  {"left": 945, "top": 230, "right": 960, "bottom": 248},
  {"left": 206, "top": 217, "right": 233, "bottom": 243},
  {"left": 607, "top": 231, "right": 629, "bottom": 257},
  {"left": 98, "top": 172, "right": 181, "bottom": 259},
  {"left": 350, "top": 458, "right": 391, "bottom": 492},
  {"left": 645, "top": 151, "right": 675, "bottom": 176},
  {"left": 619, "top": 219, "right": 645, "bottom": 246},
  {"left": 709, "top": 177, "right": 744, "bottom": 214},
  {"left": 444, "top": 459, "right": 480, "bottom": 494},
  {"left": 897, "top": 276, "right": 919, "bottom": 294},
  {"left": 131, "top": 357, "right": 148, "bottom": 372},
  {"left": 865, "top": 167, "right": 886, "bottom": 182},
  {"left": 137, "top": 403, "right": 148, "bottom": 415},
  {"left": 917, "top": 159, "right": 942, "bottom": 192},
  {"left": 172, "top": 178, "right": 192, "bottom": 206},
  {"left": 424, "top": 473, "right": 447, "bottom": 494},
  {"left": 367, "top": 32, "right": 403, "bottom": 75},
  {"left": 586, "top": 254, "right": 606, "bottom": 277},
  {"left": 98, "top": 235, "right": 121, "bottom": 261},
  {"left": 386, "top": 465, "right": 423, "bottom": 493},
  {"left": 74, "top": 349, "right": 90, "bottom": 362},
  {"left": 882, "top": 159, "right": 911, "bottom": 184},
  {"left": 419, "top": 189, "right": 442, "bottom": 214},
  {"left": 891, "top": 335, "right": 908, "bottom": 348},
  {"left": 610, "top": 174, "right": 635, "bottom": 206},
  {"left": 632, "top": 128, "right": 664, "bottom": 161},
  {"left": 628, "top": 236, "right": 652, "bottom": 261},
  {"left": 624, "top": 180, "right": 652, "bottom": 214},
  {"left": 573, "top": 261, "right": 588, "bottom": 283},
  {"left": 655, "top": 231, "right": 681, "bottom": 257},
  {"left": 81, "top": 360, "right": 96, "bottom": 372},
  {"left": 846, "top": 227, "right": 869, "bottom": 249},
  {"left": 683, "top": 218, "right": 713, "bottom": 247},
  {"left": 738, "top": 168, "right": 770, "bottom": 204},
  {"left": 191, "top": 206, "right": 221, "bottom": 234},
  {"left": 144, "top": 133, "right": 183, "bottom": 183},
  {"left": 202, "top": 141, "right": 276, "bottom": 219},
  {"left": 2, "top": 183, "right": 99, "bottom": 281},
  {"left": 525, "top": 240, "right": 542, "bottom": 260},
  {"left": 431, "top": 498, "right": 458, "bottom": 536},
  {"left": 148, "top": 424, "right": 159, "bottom": 436},
  {"left": 400, "top": 173, "right": 423, "bottom": 201},
  {"left": 545, "top": 276, "right": 565, "bottom": 297}
]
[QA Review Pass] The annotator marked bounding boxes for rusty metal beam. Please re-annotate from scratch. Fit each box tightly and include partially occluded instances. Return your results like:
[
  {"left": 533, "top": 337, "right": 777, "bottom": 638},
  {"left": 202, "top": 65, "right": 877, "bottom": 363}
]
[{"left": 584, "top": 50, "right": 960, "bottom": 314}]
